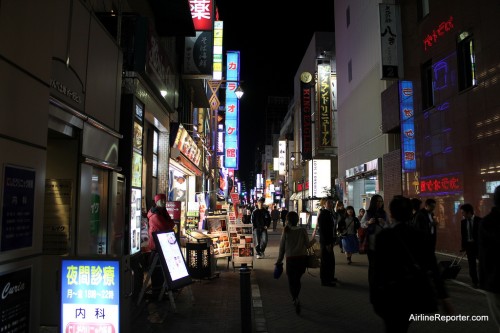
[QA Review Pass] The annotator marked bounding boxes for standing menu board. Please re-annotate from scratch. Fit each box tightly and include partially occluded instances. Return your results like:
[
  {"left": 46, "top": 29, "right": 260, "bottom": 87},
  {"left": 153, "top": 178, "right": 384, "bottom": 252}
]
[
  {"left": 153, "top": 231, "right": 192, "bottom": 290},
  {"left": 228, "top": 210, "right": 253, "bottom": 268},
  {"left": 206, "top": 215, "right": 231, "bottom": 258}
]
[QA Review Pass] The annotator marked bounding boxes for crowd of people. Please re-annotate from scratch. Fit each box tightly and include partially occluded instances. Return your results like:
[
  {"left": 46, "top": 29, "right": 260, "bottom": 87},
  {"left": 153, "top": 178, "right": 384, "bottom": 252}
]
[{"left": 270, "top": 187, "right": 500, "bottom": 333}]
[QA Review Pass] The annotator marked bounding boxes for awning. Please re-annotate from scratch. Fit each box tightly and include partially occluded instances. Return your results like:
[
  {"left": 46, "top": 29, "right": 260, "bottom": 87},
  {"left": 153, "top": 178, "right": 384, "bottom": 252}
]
[{"left": 289, "top": 193, "right": 297, "bottom": 200}]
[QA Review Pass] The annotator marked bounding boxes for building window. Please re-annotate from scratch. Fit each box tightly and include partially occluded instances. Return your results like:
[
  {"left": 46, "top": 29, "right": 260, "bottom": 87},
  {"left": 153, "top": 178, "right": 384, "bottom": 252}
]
[
  {"left": 417, "top": 0, "right": 429, "bottom": 20},
  {"left": 346, "top": 6, "right": 350, "bottom": 28},
  {"left": 348, "top": 59, "right": 352, "bottom": 82},
  {"left": 457, "top": 32, "right": 477, "bottom": 91},
  {"left": 421, "top": 59, "right": 434, "bottom": 110}
]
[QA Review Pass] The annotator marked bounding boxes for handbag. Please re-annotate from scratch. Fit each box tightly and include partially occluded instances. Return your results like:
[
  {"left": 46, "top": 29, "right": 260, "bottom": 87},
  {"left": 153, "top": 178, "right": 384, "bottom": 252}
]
[{"left": 306, "top": 247, "right": 320, "bottom": 269}]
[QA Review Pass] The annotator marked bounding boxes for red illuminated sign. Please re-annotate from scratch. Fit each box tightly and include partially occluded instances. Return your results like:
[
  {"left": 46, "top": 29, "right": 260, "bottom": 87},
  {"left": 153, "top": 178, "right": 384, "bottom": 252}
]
[
  {"left": 190, "top": 0, "right": 213, "bottom": 31},
  {"left": 419, "top": 173, "right": 462, "bottom": 194},
  {"left": 423, "top": 16, "right": 454, "bottom": 51}
]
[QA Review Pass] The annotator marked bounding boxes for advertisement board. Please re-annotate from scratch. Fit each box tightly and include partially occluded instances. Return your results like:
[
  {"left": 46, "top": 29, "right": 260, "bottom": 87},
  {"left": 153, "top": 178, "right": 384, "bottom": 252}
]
[{"left": 153, "top": 231, "right": 192, "bottom": 290}]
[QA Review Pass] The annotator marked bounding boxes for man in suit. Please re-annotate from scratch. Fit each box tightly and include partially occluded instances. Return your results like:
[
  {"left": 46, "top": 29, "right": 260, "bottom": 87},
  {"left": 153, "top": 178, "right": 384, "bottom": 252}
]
[
  {"left": 414, "top": 198, "right": 438, "bottom": 252},
  {"left": 479, "top": 185, "right": 500, "bottom": 332},
  {"left": 459, "top": 203, "right": 480, "bottom": 288}
]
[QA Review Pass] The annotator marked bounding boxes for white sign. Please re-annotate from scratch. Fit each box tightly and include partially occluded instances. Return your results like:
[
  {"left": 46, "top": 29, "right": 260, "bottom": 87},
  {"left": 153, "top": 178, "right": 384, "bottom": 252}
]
[
  {"left": 278, "top": 140, "right": 286, "bottom": 176},
  {"left": 309, "top": 159, "right": 331, "bottom": 198}
]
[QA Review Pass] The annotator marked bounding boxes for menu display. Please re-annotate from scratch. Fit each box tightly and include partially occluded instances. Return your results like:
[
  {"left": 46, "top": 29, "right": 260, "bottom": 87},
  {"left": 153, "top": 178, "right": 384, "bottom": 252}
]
[{"left": 153, "top": 231, "right": 192, "bottom": 289}]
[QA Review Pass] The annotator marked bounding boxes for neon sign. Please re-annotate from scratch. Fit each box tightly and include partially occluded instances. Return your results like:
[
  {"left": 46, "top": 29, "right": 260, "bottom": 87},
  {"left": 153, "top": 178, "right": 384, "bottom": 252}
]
[
  {"left": 423, "top": 16, "right": 454, "bottom": 51},
  {"left": 419, "top": 172, "right": 462, "bottom": 196}
]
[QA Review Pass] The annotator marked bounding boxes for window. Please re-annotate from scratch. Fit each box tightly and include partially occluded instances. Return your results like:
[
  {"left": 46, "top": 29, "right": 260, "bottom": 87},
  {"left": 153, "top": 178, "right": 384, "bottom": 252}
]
[
  {"left": 346, "top": 6, "right": 350, "bottom": 28},
  {"left": 421, "top": 60, "right": 434, "bottom": 110},
  {"left": 417, "top": 0, "right": 429, "bottom": 20},
  {"left": 348, "top": 59, "right": 352, "bottom": 82},
  {"left": 457, "top": 33, "right": 477, "bottom": 91}
]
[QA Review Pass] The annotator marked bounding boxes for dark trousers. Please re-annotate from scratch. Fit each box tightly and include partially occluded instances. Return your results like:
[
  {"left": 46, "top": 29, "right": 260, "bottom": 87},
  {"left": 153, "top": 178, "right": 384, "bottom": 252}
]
[
  {"left": 464, "top": 242, "right": 479, "bottom": 285},
  {"left": 286, "top": 256, "right": 307, "bottom": 300},
  {"left": 320, "top": 243, "right": 335, "bottom": 284}
]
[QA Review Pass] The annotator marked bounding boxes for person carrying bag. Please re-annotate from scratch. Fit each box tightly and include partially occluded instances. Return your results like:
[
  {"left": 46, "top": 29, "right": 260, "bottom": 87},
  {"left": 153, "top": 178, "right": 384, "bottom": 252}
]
[{"left": 275, "top": 211, "right": 315, "bottom": 314}]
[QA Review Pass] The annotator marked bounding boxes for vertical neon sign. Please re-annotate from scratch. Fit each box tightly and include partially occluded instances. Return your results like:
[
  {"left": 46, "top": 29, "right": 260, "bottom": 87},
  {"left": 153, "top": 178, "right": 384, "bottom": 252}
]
[
  {"left": 224, "top": 51, "right": 240, "bottom": 169},
  {"left": 400, "top": 81, "right": 416, "bottom": 171}
]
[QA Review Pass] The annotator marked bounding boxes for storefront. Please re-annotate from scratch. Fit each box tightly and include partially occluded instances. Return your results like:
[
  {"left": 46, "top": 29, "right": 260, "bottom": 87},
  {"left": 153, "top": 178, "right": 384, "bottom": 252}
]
[{"left": 344, "top": 158, "right": 382, "bottom": 210}]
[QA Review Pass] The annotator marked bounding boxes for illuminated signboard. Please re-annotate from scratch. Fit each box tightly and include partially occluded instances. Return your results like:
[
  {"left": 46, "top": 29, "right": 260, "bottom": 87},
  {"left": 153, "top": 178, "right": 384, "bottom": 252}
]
[
  {"left": 300, "top": 73, "right": 313, "bottom": 160},
  {"left": 400, "top": 81, "right": 416, "bottom": 172},
  {"left": 61, "top": 259, "right": 120, "bottom": 333},
  {"left": 317, "top": 63, "right": 332, "bottom": 147},
  {"left": 278, "top": 140, "right": 286, "bottom": 176},
  {"left": 224, "top": 51, "right": 240, "bottom": 169},
  {"left": 309, "top": 159, "right": 331, "bottom": 198},
  {"left": 213, "top": 21, "right": 223, "bottom": 80},
  {"left": 423, "top": 16, "right": 454, "bottom": 51},
  {"left": 419, "top": 172, "right": 462, "bottom": 196},
  {"left": 189, "top": 0, "right": 213, "bottom": 31}
]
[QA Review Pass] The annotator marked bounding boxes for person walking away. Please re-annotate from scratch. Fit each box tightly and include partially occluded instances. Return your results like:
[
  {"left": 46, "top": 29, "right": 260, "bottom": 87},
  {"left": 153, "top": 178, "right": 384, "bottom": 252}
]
[
  {"left": 275, "top": 211, "right": 315, "bottom": 314},
  {"left": 413, "top": 198, "right": 438, "bottom": 252},
  {"left": 372, "top": 195, "right": 453, "bottom": 333},
  {"left": 317, "top": 197, "right": 337, "bottom": 286},
  {"left": 280, "top": 207, "right": 289, "bottom": 227},
  {"left": 334, "top": 201, "right": 346, "bottom": 253},
  {"left": 409, "top": 198, "right": 422, "bottom": 228},
  {"left": 479, "top": 185, "right": 500, "bottom": 333},
  {"left": 271, "top": 205, "right": 280, "bottom": 232},
  {"left": 459, "top": 203, "right": 481, "bottom": 288},
  {"left": 251, "top": 197, "right": 271, "bottom": 258},
  {"left": 338, "top": 206, "right": 360, "bottom": 264},
  {"left": 360, "top": 194, "right": 388, "bottom": 302},
  {"left": 146, "top": 193, "right": 175, "bottom": 298}
]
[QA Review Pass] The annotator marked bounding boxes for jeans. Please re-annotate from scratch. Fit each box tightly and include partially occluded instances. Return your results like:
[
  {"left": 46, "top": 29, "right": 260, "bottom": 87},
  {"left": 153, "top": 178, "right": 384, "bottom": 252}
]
[{"left": 254, "top": 228, "right": 268, "bottom": 255}]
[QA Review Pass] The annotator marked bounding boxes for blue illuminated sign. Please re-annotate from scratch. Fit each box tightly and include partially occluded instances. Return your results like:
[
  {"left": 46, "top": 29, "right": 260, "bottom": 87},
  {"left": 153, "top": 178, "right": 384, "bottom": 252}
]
[
  {"left": 400, "top": 81, "right": 416, "bottom": 171},
  {"left": 60, "top": 259, "right": 120, "bottom": 333}
]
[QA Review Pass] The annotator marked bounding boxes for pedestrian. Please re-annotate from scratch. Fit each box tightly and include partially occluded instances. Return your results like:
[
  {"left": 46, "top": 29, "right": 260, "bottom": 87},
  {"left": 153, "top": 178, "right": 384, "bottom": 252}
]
[
  {"left": 358, "top": 208, "right": 365, "bottom": 221},
  {"left": 251, "top": 197, "right": 271, "bottom": 258},
  {"left": 317, "top": 197, "right": 337, "bottom": 286},
  {"left": 271, "top": 205, "right": 280, "bottom": 231},
  {"left": 459, "top": 203, "right": 481, "bottom": 288},
  {"left": 334, "top": 201, "right": 346, "bottom": 253},
  {"left": 360, "top": 194, "right": 388, "bottom": 302},
  {"left": 372, "top": 195, "right": 453, "bottom": 333},
  {"left": 146, "top": 193, "right": 175, "bottom": 298},
  {"left": 280, "top": 207, "right": 289, "bottom": 227},
  {"left": 409, "top": 198, "right": 422, "bottom": 228},
  {"left": 478, "top": 185, "right": 500, "bottom": 332},
  {"left": 413, "top": 198, "right": 438, "bottom": 252},
  {"left": 275, "top": 211, "right": 315, "bottom": 314},
  {"left": 357, "top": 208, "right": 367, "bottom": 254},
  {"left": 338, "top": 205, "right": 360, "bottom": 264}
]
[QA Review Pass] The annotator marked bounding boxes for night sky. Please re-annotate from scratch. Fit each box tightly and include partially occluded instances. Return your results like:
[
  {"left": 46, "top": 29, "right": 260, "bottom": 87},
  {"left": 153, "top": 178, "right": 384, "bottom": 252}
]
[{"left": 215, "top": 0, "right": 335, "bottom": 183}]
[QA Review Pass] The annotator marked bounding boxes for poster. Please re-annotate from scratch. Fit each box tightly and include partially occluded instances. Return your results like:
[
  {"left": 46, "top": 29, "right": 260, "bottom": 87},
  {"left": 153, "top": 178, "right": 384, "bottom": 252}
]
[
  {"left": 0, "top": 267, "right": 31, "bottom": 332},
  {"left": 228, "top": 224, "right": 253, "bottom": 267},
  {"left": 206, "top": 215, "right": 231, "bottom": 258},
  {"left": 1, "top": 165, "right": 35, "bottom": 252}
]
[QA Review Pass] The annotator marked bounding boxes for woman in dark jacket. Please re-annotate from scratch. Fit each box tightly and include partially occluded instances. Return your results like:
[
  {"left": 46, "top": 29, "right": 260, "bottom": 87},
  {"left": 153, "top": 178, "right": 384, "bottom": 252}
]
[{"left": 317, "top": 197, "right": 337, "bottom": 287}]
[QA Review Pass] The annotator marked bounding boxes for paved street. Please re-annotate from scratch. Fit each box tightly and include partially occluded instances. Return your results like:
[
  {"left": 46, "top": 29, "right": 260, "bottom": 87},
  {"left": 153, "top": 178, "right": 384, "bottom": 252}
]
[{"left": 131, "top": 225, "right": 497, "bottom": 333}]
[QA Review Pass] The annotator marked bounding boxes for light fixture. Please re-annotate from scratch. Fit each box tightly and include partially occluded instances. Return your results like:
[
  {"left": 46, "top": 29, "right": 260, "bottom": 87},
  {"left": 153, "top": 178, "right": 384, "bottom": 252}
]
[
  {"left": 290, "top": 153, "right": 295, "bottom": 161},
  {"left": 234, "top": 85, "right": 244, "bottom": 99}
]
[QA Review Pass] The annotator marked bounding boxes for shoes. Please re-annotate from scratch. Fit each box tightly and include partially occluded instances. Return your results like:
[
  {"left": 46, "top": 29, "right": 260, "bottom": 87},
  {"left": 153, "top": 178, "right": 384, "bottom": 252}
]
[
  {"left": 293, "top": 299, "right": 301, "bottom": 314},
  {"left": 347, "top": 257, "right": 352, "bottom": 264},
  {"left": 256, "top": 254, "right": 261, "bottom": 259},
  {"left": 321, "top": 282, "right": 336, "bottom": 287}
]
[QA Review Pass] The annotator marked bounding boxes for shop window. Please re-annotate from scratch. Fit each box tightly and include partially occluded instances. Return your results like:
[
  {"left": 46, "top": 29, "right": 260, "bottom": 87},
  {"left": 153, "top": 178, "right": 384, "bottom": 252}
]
[
  {"left": 457, "top": 33, "right": 477, "bottom": 91},
  {"left": 421, "top": 59, "right": 434, "bottom": 110}
]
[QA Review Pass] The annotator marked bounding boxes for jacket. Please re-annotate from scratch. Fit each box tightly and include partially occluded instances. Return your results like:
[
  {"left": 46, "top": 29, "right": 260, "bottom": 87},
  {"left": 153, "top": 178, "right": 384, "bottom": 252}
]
[
  {"left": 317, "top": 208, "right": 335, "bottom": 245},
  {"left": 460, "top": 215, "right": 481, "bottom": 250},
  {"left": 147, "top": 206, "right": 175, "bottom": 251},
  {"left": 479, "top": 206, "right": 500, "bottom": 293},
  {"left": 276, "top": 226, "right": 313, "bottom": 264},
  {"left": 251, "top": 208, "right": 271, "bottom": 229}
]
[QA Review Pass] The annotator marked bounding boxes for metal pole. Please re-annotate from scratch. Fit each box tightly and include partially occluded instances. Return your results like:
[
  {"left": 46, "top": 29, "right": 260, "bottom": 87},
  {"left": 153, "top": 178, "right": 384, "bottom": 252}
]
[{"left": 240, "top": 263, "right": 252, "bottom": 333}]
